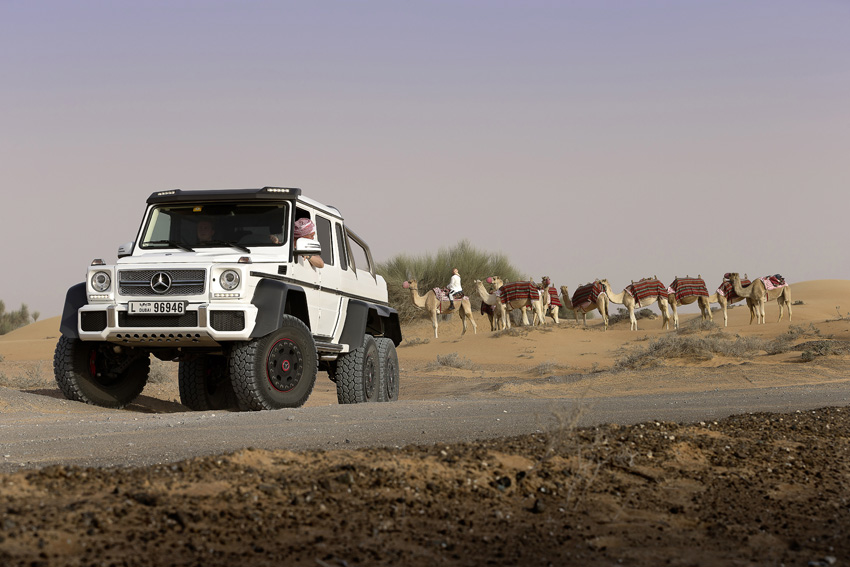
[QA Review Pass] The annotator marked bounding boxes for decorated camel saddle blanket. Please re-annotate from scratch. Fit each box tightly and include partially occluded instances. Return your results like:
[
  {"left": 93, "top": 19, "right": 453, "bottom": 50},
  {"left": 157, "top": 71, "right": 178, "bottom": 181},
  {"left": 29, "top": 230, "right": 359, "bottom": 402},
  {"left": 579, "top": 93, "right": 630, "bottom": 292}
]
[
  {"left": 625, "top": 278, "right": 667, "bottom": 307},
  {"left": 499, "top": 281, "right": 540, "bottom": 304},
  {"left": 571, "top": 282, "right": 603, "bottom": 311},
  {"left": 545, "top": 287, "right": 562, "bottom": 308},
  {"left": 760, "top": 274, "right": 787, "bottom": 291},
  {"left": 759, "top": 274, "right": 788, "bottom": 301},
  {"left": 716, "top": 276, "right": 751, "bottom": 303},
  {"left": 668, "top": 277, "right": 709, "bottom": 303},
  {"left": 433, "top": 288, "right": 467, "bottom": 314}
]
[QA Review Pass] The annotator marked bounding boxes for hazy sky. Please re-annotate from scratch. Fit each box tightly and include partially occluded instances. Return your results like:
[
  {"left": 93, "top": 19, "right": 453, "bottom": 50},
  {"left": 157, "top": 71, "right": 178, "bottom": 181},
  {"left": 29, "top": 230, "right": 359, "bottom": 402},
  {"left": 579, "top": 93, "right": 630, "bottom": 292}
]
[{"left": 2, "top": 1, "right": 848, "bottom": 318}]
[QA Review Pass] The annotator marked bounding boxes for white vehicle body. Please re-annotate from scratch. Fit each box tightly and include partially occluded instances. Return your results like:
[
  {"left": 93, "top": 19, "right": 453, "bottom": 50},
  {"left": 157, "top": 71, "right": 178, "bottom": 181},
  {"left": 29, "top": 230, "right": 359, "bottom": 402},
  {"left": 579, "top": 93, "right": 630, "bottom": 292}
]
[{"left": 56, "top": 187, "right": 401, "bottom": 411}]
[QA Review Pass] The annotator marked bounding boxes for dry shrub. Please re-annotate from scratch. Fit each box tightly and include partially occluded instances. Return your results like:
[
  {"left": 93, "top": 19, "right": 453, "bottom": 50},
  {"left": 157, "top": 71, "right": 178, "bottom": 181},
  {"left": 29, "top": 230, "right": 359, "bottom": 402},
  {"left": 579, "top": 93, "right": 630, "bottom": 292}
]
[
  {"left": 608, "top": 307, "right": 657, "bottom": 326},
  {"left": 528, "top": 361, "right": 569, "bottom": 377},
  {"left": 148, "top": 357, "right": 175, "bottom": 385},
  {"left": 400, "top": 337, "right": 430, "bottom": 348},
  {"left": 614, "top": 331, "right": 774, "bottom": 370},
  {"left": 491, "top": 326, "right": 529, "bottom": 339},
  {"left": 428, "top": 352, "right": 476, "bottom": 370}
]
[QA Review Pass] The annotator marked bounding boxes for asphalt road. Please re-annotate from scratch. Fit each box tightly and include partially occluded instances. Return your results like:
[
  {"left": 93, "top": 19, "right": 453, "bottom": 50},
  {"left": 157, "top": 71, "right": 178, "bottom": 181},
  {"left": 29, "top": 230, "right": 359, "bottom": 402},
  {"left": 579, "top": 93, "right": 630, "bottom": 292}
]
[{"left": 2, "top": 382, "right": 848, "bottom": 473}]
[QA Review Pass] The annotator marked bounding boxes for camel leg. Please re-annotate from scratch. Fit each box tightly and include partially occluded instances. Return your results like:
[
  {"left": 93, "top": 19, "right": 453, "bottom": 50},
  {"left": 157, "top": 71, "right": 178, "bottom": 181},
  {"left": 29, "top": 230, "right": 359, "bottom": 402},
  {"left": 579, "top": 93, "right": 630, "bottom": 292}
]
[
  {"left": 778, "top": 289, "right": 792, "bottom": 322},
  {"left": 464, "top": 304, "right": 478, "bottom": 335},
  {"left": 431, "top": 311, "right": 439, "bottom": 338},
  {"left": 519, "top": 304, "right": 530, "bottom": 326},
  {"left": 699, "top": 296, "right": 712, "bottom": 322},
  {"left": 629, "top": 306, "right": 637, "bottom": 331},
  {"left": 670, "top": 301, "right": 679, "bottom": 330}
]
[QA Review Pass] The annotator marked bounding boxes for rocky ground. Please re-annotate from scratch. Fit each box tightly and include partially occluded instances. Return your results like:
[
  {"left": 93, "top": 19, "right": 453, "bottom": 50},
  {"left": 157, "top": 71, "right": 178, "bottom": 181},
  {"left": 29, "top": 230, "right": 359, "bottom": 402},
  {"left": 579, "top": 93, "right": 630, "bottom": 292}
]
[{"left": 1, "top": 405, "right": 848, "bottom": 566}]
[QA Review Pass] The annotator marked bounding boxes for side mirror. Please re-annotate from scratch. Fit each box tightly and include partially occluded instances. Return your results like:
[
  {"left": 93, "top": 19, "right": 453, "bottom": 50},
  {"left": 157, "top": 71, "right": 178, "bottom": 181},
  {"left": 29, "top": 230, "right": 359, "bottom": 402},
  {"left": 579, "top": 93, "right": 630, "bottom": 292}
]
[
  {"left": 117, "top": 242, "right": 134, "bottom": 258},
  {"left": 294, "top": 239, "right": 322, "bottom": 257}
]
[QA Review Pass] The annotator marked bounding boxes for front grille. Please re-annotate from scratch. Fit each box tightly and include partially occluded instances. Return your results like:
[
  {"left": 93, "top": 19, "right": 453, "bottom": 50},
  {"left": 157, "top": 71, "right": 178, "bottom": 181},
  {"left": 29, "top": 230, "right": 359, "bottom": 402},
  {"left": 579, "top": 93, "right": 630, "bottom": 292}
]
[
  {"left": 210, "top": 311, "right": 245, "bottom": 332},
  {"left": 118, "top": 269, "right": 206, "bottom": 296},
  {"left": 81, "top": 311, "right": 107, "bottom": 332},
  {"left": 118, "top": 312, "right": 198, "bottom": 328}
]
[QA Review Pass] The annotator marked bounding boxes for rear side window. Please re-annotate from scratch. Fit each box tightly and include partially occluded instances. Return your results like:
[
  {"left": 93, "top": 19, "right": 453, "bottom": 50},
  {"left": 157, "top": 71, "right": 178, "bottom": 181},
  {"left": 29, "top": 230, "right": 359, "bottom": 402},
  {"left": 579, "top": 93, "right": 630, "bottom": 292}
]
[
  {"left": 348, "top": 235, "right": 370, "bottom": 274},
  {"left": 335, "top": 223, "right": 349, "bottom": 270},
  {"left": 315, "top": 215, "right": 334, "bottom": 266}
]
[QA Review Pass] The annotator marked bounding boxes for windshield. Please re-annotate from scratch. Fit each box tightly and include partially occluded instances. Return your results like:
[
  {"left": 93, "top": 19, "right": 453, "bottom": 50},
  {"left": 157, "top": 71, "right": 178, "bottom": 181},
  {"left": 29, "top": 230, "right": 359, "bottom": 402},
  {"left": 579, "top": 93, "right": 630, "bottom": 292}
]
[{"left": 139, "top": 202, "right": 289, "bottom": 249}]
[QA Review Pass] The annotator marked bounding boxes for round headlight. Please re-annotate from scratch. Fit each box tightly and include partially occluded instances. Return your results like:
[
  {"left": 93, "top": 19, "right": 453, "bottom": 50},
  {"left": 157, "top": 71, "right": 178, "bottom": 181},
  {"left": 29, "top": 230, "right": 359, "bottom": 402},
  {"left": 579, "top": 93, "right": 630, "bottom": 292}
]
[
  {"left": 220, "top": 269, "right": 240, "bottom": 291},
  {"left": 91, "top": 271, "right": 111, "bottom": 292}
]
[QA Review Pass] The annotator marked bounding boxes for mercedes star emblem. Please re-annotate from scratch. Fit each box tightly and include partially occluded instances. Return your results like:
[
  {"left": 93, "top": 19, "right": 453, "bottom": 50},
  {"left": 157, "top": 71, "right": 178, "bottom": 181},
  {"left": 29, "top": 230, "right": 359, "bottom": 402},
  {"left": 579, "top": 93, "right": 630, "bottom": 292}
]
[{"left": 150, "top": 272, "right": 172, "bottom": 294}]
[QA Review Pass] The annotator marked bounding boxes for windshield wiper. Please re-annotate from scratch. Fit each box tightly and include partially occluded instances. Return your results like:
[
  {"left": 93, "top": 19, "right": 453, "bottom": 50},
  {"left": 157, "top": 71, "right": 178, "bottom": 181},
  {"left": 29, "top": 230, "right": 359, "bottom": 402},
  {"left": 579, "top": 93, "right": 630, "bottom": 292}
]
[
  {"left": 202, "top": 240, "right": 251, "bottom": 253},
  {"left": 146, "top": 240, "right": 195, "bottom": 252}
]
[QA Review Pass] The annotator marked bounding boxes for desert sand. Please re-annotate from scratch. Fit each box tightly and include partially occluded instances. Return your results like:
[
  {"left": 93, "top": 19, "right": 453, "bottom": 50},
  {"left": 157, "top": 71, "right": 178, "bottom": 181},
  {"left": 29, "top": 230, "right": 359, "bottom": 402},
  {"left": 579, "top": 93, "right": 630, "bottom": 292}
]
[{"left": 1, "top": 279, "right": 849, "bottom": 566}]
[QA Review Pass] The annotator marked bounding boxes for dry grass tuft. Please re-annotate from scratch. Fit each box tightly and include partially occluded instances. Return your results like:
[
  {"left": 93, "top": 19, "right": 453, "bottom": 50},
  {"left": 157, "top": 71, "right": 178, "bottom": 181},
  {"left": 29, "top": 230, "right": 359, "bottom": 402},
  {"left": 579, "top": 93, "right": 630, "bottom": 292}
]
[
  {"left": 400, "top": 337, "right": 430, "bottom": 348},
  {"left": 428, "top": 352, "right": 477, "bottom": 370}
]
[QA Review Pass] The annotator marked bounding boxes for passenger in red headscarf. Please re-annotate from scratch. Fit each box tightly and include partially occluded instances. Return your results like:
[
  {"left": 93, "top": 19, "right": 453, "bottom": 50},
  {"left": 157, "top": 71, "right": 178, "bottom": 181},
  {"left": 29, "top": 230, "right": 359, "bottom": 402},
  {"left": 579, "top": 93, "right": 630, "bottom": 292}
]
[{"left": 293, "top": 218, "right": 324, "bottom": 268}]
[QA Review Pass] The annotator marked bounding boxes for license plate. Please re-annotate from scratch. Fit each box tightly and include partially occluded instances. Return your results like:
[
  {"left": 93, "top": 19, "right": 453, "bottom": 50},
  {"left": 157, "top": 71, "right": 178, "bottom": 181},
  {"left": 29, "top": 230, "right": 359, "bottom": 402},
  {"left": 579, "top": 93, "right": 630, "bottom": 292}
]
[{"left": 128, "top": 301, "right": 186, "bottom": 315}]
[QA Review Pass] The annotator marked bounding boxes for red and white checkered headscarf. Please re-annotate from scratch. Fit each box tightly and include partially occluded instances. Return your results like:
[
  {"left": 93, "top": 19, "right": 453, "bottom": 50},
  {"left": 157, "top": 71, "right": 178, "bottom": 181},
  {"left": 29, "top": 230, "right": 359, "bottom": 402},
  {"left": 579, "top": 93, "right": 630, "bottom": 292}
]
[{"left": 294, "top": 218, "right": 315, "bottom": 238}]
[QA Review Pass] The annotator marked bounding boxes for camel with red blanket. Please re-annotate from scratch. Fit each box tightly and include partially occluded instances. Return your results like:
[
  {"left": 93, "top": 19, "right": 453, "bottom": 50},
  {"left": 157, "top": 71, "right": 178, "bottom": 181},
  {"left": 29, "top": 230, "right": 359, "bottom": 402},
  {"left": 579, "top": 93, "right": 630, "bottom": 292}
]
[
  {"left": 402, "top": 279, "right": 477, "bottom": 338},
  {"left": 488, "top": 277, "right": 545, "bottom": 327},
  {"left": 667, "top": 276, "right": 712, "bottom": 330},
  {"left": 560, "top": 282, "right": 609, "bottom": 330},
  {"left": 537, "top": 277, "right": 561, "bottom": 325},
  {"left": 473, "top": 279, "right": 507, "bottom": 331},
  {"left": 599, "top": 277, "right": 671, "bottom": 331},
  {"left": 726, "top": 272, "right": 791, "bottom": 325},
  {"left": 728, "top": 272, "right": 768, "bottom": 325},
  {"left": 707, "top": 273, "right": 755, "bottom": 327}
]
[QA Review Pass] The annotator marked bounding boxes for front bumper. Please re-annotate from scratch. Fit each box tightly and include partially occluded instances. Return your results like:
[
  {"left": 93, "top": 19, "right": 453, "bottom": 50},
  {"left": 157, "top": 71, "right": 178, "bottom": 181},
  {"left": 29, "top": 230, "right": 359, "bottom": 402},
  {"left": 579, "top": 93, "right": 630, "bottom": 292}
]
[{"left": 77, "top": 303, "right": 259, "bottom": 346}]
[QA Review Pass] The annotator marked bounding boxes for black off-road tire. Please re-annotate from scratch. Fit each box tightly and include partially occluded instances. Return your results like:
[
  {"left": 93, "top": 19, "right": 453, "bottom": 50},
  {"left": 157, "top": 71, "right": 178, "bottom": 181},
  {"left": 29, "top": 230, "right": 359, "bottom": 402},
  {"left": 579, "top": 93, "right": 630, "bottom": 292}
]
[
  {"left": 53, "top": 335, "right": 149, "bottom": 409},
  {"left": 178, "top": 354, "right": 238, "bottom": 411},
  {"left": 229, "top": 315, "right": 318, "bottom": 410},
  {"left": 335, "top": 335, "right": 379, "bottom": 404},
  {"left": 375, "top": 337, "right": 399, "bottom": 402}
]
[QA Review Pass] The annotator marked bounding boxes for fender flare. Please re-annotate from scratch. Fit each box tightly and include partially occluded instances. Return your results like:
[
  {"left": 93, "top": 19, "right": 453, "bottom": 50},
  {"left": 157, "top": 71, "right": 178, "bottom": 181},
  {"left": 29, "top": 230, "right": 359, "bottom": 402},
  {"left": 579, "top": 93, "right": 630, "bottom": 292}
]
[
  {"left": 59, "top": 283, "right": 87, "bottom": 339},
  {"left": 250, "top": 279, "right": 310, "bottom": 338},
  {"left": 339, "top": 300, "right": 402, "bottom": 350}
]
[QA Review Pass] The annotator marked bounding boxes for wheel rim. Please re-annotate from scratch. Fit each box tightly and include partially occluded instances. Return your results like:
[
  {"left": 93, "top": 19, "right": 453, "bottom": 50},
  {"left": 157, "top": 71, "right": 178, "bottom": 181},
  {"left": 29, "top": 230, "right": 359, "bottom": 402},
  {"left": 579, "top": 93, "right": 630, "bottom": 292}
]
[
  {"left": 384, "top": 358, "right": 396, "bottom": 396},
  {"left": 266, "top": 338, "right": 303, "bottom": 392},
  {"left": 88, "top": 349, "right": 98, "bottom": 377},
  {"left": 364, "top": 354, "right": 376, "bottom": 400}
]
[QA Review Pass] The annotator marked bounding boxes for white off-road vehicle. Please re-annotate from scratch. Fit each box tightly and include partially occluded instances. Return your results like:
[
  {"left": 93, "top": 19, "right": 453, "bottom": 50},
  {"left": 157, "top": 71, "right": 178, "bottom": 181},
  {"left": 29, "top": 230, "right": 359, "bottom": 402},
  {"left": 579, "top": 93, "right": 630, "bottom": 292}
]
[{"left": 54, "top": 186, "right": 401, "bottom": 411}]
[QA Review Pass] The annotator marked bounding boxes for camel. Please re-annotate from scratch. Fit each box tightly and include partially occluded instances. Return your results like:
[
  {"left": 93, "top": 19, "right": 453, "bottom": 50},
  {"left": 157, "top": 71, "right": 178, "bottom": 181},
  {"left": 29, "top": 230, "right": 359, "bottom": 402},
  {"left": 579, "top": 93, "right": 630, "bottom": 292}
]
[
  {"left": 728, "top": 272, "right": 769, "bottom": 325},
  {"left": 537, "top": 277, "right": 561, "bottom": 325},
  {"left": 667, "top": 276, "right": 712, "bottom": 330},
  {"left": 473, "top": 279, "right": 508, "bottom": 331},
  {"left": 489, "top": 277, "right": 545, "bottom": 327},
  {"left": 560, "top": 282, "right": 609, "bottom": 330},
  {"left": 759, "top": 275, "right": 793, "bottom": 323},
  {"left": 707, "top": 273, "right": 754, "bottom": 327},
  {"left": 599, "top": 277, "right": 671, "bottom": 331},
  {"left": 402, "top": 278, "right": 478, "bottom": 338}
]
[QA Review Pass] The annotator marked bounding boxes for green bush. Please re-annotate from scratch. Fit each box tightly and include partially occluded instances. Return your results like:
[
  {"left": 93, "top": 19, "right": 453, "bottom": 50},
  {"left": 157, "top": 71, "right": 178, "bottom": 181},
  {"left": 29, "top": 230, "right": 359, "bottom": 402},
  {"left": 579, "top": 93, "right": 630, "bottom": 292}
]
[
  {"left": 378, "top": 239, "right": 525, "bottom": 324},
  {"left": 0, "top": 300, "right": 39, "bottom": 335}
]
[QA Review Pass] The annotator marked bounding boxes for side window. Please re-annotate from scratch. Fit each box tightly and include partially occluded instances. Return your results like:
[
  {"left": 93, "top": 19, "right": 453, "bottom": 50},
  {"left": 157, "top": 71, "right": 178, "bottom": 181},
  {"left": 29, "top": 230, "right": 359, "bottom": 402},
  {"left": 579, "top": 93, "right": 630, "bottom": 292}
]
[
  {"left": 348, "top": 235, "right": 371, "bottom": 274},
  {"left": 314, "top": 215, "right": 333, "bottom": 266},
  {"left": 335, "top": 223, "right": 349, "bottom": 271}
]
